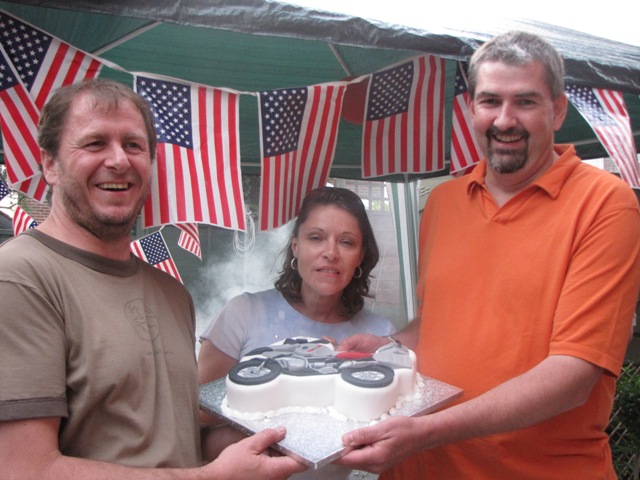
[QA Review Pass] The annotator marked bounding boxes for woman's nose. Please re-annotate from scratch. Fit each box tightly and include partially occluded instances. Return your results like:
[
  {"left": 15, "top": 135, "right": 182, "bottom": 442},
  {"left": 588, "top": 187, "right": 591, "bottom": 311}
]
[{"left": 323, "top": 241, "right": 338, "bottom": 260}]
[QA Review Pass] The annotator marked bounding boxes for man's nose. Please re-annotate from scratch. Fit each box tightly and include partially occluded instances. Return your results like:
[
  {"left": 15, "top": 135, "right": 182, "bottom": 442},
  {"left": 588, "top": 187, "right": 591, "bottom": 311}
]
[
  {"left": 104, "top": 144, "right": 131, "bottom": 171},
  {"left": 493, "top": 103, "right": 518, "bottom": 131}
]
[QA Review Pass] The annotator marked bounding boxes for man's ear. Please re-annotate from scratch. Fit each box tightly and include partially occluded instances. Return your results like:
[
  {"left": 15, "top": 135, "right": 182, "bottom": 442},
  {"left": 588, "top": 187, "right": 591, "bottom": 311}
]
[
  {"left": 40, "top": 149, "right": 56, "bottom": 186},
  {"left": 467, "top": 94, "right": 475, "bottom": 120},
  {"left": 553, "top": 93, "right": 568, "bottom": 132}
]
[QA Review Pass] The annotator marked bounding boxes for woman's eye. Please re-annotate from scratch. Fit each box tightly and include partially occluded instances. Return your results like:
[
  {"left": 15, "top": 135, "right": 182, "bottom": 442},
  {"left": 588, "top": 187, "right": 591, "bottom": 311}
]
[{"left": 341, "top": 238, "right": 359, "bottom": 248}]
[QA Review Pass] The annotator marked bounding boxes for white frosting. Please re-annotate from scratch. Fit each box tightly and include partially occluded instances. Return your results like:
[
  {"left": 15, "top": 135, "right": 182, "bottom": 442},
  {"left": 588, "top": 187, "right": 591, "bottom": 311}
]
[{"left": 225, "top": 337, "right": 418, "bottom": 422}]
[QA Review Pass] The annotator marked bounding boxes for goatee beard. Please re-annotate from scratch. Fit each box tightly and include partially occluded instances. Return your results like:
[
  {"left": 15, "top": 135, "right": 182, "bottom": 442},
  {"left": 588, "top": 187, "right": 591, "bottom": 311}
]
[
  {"left": 485, "top": 126, "right": 528, "bottom": 174},
  {"left": 487, "top": 148, "right": 528, "bottom": 174}
]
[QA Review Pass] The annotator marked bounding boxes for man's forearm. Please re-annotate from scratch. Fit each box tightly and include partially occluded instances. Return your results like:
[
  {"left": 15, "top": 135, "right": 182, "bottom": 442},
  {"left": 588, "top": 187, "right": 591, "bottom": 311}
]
[{"left": 412, "top": 354, "right": 603, "bottom": 450}]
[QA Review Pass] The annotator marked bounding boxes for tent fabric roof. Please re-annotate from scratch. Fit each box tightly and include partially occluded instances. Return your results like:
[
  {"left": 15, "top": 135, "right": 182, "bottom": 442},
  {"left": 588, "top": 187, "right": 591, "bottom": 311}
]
[
  {"left": 1, "top": 0, "right": 639, "bottom": 180},
  {"left": 7, "top": 0, "right": 639, "bottom": 93}
]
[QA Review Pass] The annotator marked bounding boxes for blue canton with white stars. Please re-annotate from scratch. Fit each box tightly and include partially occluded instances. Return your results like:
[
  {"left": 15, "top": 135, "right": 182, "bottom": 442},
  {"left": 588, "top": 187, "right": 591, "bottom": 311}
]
[
  {"left": 0, "top": 178, "right": 11, "bottom": 200},
  {"left": 366, "top": 60, "right": 413, "bottom": 121},
  {"left": 454, "top": 62, "right": 469, "bottom": 95},
  {"left": 140, "top": 233, "right": 170, "bottom": 265},
  {"left": 136, "top": 77, "right": 193, "bottom": 148},
  {"left": 0, "top": 51, "right": 20, "bottom": 90},
  {"left": 565, "top": 85, "right": 616, "bottom": 127},
  {"left": 260, "top": 88, "right": 307, "bottom": 156},
  {"left": 0, "top": 12, "right": 53, "bottom": 91}
]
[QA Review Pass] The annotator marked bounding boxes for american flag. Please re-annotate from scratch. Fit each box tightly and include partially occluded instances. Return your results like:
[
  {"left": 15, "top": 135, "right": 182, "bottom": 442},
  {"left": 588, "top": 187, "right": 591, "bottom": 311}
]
[
  {"left": 130, "top": 230, "right": 183, "bottom": 283},
  {"left": 0, "top": 43, "right": 47, "bottom": 202},
  {"left": 176, "top": 223, "right": 201, "bottom": 260},
  {"left": 12, "top": 205, "right": 37, "bottom": 236},
  {"left": 0, "top": 177, "right": 11, "bottom": 201},
  {"left": 362, "top": 55, "right": 445, "bottom": 178},
  {"left": 450, "top": 61, "right": 482, "bottom": 176},
  {"left": 258, "top": 82, "right": 346, "bottom": 230},
  {"left": 135, "top": 74, "right": 245, "bottom": 231},
  {"left": 0, "top": 10, "right": 103, "bottom": 109},
  {"left": 565, "top": 85, "right": 639, "bottom": 187},
  {"left": 0, "top": 10, "right": 103, "bottom": 201}
]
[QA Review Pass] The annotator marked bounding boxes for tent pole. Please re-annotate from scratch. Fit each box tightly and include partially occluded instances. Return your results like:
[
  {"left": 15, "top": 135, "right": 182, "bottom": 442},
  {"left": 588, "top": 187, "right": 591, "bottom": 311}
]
[
  {"left": 91, "top": 21, "right": 163, "bottom": 55},
  {"left": 328, "top": 44, "right": 352, "bottom": 76}
]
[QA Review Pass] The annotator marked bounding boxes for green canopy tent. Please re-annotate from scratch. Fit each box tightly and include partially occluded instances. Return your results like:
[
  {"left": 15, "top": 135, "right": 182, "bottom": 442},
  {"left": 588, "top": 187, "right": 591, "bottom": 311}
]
[
  {"left": 1, "top": 0, "right": 639, "bottom": 324},
  {"left": 1, "top": 0, "right": 639, "bottom": 179}
]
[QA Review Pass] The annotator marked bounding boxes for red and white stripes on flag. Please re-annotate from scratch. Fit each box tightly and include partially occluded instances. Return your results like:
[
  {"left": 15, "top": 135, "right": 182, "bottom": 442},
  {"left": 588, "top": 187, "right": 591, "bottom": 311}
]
[
  {"left": 0, "top": 10, "right": 103, "bottom": 110},
  {"left": 362, "top": 55, "right": 445, "bottom": 178},
  {"left": 0, "top": 46, "right": 45, "bottom": 200},
  {"left": 565, "top": 85, "right": 640, "bottom": 187},
  {"left": 258, "top": 83, "right": 346, "bottom": 231},
  {"left": 0, "top": 10, "right": 103, "bottom": 202},
  {"left": 131, "top": 230, "right": 183, "bottom": 283},
  {"left": 177, "top": 223, "right": 202, "bottom": 260},
  {"left": 450, "top": 61, "right": 483, "bottom": 176},
  {"left": 12, "top": 206, "right": 38, "bottom": 236},
  {"left": 135, "top": 74, "right": 246, "bottom": 231}
]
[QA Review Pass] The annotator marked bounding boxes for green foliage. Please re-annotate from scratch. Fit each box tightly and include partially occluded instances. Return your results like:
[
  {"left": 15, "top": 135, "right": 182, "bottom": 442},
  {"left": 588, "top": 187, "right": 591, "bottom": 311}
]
[
  {"left": 610, "top": 363, "right": 640, "bottom": 479},
  {"left": 617, "top": 364, "right": 640, "bottom": 452}
]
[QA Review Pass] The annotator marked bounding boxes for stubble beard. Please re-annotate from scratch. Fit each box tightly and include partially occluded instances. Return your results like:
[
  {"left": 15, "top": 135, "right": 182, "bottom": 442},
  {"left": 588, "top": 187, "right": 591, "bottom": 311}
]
[{"left": 59, "top": 180, "right": 150, "bottom": 242}]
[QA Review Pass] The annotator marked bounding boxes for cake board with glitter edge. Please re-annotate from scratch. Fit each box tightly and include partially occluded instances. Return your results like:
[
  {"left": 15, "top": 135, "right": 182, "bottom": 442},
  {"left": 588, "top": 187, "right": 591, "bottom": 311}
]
[{"left": 199, "top": 375, "right": 463, "bottom": 469}]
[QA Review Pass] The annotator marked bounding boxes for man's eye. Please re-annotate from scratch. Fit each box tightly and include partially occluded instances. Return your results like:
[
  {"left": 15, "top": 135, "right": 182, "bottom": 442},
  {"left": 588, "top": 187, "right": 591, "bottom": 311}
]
[{"left": 125, "top": 142, "right": 144, "bottom": 151}]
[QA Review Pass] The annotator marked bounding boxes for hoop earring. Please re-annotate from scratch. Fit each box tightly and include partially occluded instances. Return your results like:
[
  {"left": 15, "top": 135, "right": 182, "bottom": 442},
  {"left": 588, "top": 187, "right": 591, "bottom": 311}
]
[
  {"left": 291, "top": 257, "right": 298, "bottom": 270},
  {"left": 354, "top": 265, "right": 363, "bottom": 279}
]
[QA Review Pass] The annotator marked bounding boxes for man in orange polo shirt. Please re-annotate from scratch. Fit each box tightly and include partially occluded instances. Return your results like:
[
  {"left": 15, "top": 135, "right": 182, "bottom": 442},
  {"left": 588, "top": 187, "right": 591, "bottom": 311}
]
[{"left": 336, "top": 31, "right": 640, "bottom": 479}]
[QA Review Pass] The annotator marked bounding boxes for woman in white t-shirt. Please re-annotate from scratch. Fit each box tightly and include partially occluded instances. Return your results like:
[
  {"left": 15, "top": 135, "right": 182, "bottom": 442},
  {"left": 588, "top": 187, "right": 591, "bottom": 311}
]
[{"left": 198, "top": 186, "right": 394, "bottom": 479}]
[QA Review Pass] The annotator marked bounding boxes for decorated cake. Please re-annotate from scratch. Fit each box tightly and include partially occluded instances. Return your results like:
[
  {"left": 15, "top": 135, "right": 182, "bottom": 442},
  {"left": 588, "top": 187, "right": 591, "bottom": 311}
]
[{"left": 222, "top": 336, "right": 419, "bottom": 422}]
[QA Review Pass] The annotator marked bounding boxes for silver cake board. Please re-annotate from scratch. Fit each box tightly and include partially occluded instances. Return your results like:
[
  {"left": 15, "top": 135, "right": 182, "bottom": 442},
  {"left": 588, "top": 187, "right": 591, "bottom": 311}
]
[{"left": 199, "top": 375, "right": 463, "bottom": 469}]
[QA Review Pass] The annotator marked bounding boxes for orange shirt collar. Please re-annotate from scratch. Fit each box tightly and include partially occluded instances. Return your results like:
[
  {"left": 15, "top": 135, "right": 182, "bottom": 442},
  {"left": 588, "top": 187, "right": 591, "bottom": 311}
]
[{"left": 466, "top": 144, "right": 581, "bottom": 199}]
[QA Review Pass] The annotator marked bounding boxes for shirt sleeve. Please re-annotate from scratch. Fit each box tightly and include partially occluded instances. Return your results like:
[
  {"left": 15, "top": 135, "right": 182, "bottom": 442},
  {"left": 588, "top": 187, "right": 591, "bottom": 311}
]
[
  {"left": 199, "top": 293, "right": 251, "bottom": 360},
  {"left": 550, "top": 193, "right": 640, "bottom": 376},
  {"left": 0, "top": 279, "right": 68, "bottom": 420}
]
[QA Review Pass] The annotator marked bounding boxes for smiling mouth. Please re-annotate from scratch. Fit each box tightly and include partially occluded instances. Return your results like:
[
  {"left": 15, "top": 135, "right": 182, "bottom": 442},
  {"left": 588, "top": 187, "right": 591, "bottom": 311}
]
[
  {"left": 97, "top": 183, "right": 129, "bottom": 191},
  {"left": 489, "top": 127, "right": 528, "bottom": 145},
  {"left": 494, "top": 133, "right": 524, "bottom": 143}
]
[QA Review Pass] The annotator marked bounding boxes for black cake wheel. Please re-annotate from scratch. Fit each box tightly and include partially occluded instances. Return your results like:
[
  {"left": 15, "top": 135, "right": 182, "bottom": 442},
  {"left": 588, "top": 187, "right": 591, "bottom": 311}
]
[
  {"left": 228, "top": 359, "right": 282, "bottom": 385},
  {"left": 340, "top": 364, "right": 394, "bottom": 388}
]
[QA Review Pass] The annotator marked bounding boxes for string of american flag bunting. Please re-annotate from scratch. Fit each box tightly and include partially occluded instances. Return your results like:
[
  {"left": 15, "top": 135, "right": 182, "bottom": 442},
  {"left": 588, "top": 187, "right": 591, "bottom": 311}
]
[{"left": 1, "top": 9, "right": 638, "bottom": 282}]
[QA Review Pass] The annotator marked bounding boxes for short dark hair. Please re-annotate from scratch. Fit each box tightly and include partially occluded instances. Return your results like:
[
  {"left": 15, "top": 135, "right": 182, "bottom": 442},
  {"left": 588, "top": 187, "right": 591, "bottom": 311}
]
[
  {"left": 467, "top": 31, "right": 565, "bottom": 99},
  {"left": 275, "top": 186, "right": 380, "bottom": 317},
  {"left": 38, "top": 78, "right": 157, "bottom": 160}
]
